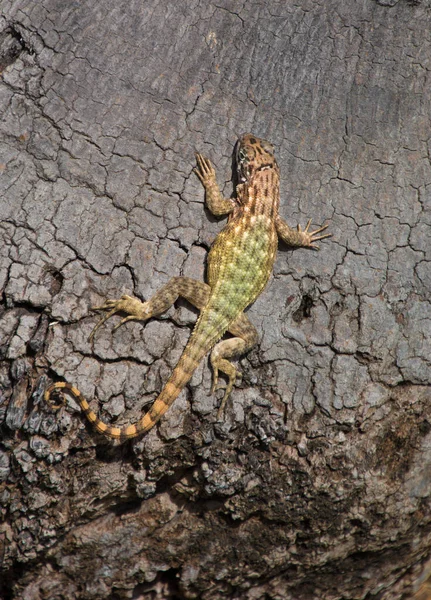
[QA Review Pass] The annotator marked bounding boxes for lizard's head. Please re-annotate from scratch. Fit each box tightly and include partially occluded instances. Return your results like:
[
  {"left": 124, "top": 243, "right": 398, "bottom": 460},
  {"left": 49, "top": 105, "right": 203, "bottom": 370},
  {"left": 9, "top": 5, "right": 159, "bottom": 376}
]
[{"left": 235, "top": 133, "right": 277, "bottom": 183}]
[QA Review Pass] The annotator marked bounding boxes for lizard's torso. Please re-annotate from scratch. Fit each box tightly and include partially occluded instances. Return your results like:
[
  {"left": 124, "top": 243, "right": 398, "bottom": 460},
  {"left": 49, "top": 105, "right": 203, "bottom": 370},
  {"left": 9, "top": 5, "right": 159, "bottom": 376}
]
[{"left": 191, "top": 135, "right": 281, "bottom": 348}]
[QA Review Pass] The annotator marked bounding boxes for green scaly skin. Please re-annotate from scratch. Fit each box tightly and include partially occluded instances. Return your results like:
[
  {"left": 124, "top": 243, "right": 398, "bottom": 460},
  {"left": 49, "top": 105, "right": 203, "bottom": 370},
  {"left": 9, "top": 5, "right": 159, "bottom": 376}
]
[{"left": 45, "top": 134, "right": 331, "bottom": 440}]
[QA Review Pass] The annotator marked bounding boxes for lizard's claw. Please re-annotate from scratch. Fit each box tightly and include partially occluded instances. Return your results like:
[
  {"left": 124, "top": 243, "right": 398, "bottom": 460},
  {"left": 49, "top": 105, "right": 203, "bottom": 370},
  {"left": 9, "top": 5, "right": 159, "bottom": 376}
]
[
  {"left": 89, "top": 295, "right": 147, "bottom": 342},
  {"left": 194, "top": 153, "right": 217, "bottom": 187},
  {"left": 297, "top": 220, "right": 332, "bottom": 250}
]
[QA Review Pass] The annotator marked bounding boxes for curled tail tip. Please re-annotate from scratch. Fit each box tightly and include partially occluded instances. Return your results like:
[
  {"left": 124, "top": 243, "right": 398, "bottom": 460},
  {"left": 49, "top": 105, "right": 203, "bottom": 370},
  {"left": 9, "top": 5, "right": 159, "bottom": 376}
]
[
  {"left": 44, "top": 381, "right": 71, "bottom": 409},
  {"left": 44, "top": 380, "right": 157, "bottom": 440},
  {"left": 44, "top": 361, "right": 188, "bottom": 440}
]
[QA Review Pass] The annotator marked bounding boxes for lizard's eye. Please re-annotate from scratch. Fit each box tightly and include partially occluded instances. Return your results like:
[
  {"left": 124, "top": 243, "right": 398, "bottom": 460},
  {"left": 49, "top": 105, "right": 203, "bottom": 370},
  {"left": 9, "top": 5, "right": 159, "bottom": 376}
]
[{"left": 238, "top": 148, "right": 247, "bottom": 161}]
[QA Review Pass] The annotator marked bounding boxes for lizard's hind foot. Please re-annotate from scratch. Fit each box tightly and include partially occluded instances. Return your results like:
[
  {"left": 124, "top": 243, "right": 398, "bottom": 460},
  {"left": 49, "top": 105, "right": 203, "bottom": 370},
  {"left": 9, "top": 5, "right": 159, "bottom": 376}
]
[
  {"left": 210, "top": 355, "right": 242, "bottom": 420},
  {"left": 213, "top": 366, "right": 243, "bottom": 420},
  {"left": 89, "top": 295, "right": 150, "bottom": 341},
  {"left": 210, "top": 313, "right": 259, "bottom": 419}
]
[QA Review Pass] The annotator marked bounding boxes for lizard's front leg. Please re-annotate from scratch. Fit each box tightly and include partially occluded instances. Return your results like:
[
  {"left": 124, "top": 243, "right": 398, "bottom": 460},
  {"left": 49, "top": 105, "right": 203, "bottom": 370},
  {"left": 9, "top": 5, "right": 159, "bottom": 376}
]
[
  {"left": 194, "top": 153, "right": 236, "bottom": 217},
  {"left": 89, "top": 277, "right": 210, "bottom": 341},
  {"left": 275, "top": 215, "right": 332, "bottom": 250}
]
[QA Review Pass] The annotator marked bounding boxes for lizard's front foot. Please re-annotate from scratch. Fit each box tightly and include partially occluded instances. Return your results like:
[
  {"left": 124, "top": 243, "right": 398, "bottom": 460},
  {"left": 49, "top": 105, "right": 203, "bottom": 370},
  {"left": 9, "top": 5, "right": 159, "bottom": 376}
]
[
  {"left": 89, "top": 295, "right": 149, "bottom": 341},
  {"left": 194, "top": 153, "right": 217, "bottom": 190},
  {"left": 297, "top": 219, "right": 332, "bottom": 250}
]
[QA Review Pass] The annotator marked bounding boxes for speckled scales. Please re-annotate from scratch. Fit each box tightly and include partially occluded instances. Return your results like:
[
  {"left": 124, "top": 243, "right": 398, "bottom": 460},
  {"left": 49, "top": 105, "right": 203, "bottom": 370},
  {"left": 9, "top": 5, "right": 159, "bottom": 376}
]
[{"left": 45, "top": 134, "right": 331, "bottom": 440}]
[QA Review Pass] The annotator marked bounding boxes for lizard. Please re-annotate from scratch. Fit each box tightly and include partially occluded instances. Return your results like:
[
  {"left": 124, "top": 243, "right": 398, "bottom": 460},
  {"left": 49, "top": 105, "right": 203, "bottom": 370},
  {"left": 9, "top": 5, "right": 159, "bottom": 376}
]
[{"left": 45, "top": 133, "right": 331, "bottom": 440}]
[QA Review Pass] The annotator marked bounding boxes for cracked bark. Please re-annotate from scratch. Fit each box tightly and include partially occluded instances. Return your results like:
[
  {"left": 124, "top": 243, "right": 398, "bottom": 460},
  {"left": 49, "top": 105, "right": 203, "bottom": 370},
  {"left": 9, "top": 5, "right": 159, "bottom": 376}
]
[{"left": 1, "top": 1, "right": 431, "bottom": 599}]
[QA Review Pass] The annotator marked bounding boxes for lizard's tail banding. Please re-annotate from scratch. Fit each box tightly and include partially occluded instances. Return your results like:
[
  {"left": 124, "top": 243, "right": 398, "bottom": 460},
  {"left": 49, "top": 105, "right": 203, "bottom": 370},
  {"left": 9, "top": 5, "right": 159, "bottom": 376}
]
[{"left": 44, "top": 347, "right": 203, "bottom": 440}]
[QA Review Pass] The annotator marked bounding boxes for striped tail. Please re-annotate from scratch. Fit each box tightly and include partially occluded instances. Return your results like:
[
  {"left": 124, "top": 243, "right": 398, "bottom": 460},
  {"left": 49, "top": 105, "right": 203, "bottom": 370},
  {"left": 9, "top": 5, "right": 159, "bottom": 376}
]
[{"left": 44, "top": 333, "right": 211, "bottom": 441}]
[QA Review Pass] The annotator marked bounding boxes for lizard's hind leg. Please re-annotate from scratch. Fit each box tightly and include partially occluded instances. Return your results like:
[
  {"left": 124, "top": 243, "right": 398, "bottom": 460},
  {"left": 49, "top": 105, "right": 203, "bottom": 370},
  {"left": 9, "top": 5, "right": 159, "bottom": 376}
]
[
  {"left": 89, "top": 277, "right": 210, "bottom": 341},
  {"left": 210, "top": 312, "right": 258, "bottom": 418}
]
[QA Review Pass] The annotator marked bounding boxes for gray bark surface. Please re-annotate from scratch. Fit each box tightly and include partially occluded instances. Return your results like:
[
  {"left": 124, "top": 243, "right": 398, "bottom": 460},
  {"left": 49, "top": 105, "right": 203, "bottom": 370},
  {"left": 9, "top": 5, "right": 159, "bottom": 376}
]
[{"left": 1, "top": 0, "right": 431, "bottom": 598}]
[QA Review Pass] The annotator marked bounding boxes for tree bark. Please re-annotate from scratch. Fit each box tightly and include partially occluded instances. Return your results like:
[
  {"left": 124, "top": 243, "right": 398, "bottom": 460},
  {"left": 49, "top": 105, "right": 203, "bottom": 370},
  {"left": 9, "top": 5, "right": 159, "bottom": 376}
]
[{"left": 1, "top": 1, "right": 431, "bottom": 598}]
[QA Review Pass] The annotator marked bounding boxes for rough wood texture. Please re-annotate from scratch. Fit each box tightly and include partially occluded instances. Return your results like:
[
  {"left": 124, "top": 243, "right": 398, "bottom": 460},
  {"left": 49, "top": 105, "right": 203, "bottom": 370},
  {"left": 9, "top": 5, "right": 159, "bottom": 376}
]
[{"left": 1, "top": 1, "right": 430, "bottom": 598}]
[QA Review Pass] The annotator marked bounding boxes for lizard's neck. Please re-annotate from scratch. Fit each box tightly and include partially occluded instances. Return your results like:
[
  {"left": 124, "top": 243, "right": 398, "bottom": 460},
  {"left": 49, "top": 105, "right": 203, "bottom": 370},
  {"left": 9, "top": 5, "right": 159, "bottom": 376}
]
[{"left": 237, "top": 166, "right": 280, "bottom": 220}]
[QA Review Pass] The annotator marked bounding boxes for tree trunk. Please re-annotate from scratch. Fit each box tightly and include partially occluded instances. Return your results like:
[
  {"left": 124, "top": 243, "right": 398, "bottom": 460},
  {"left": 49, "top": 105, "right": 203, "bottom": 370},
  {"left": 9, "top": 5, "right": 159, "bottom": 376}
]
[{"left": 1, "top": 1, "right": 431, "bottom": 598}]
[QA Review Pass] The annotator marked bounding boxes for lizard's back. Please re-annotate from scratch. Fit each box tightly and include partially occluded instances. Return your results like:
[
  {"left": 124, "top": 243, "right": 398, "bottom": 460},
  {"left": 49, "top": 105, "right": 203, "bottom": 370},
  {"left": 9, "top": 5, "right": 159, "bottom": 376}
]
[
  {"left": 193, "top": 132, "right": 331, "bottom": 345},
  {"left": 203, "top": 134, "right": 280, "bottom": 328}
]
